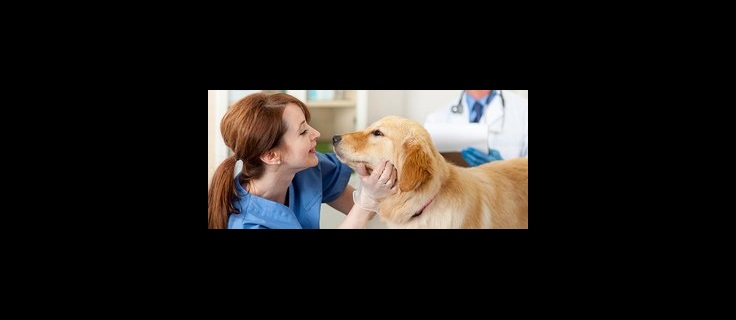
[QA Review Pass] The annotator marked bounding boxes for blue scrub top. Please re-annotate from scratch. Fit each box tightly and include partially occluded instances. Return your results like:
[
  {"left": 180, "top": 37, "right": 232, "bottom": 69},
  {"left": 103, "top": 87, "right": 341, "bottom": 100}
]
[{"left": 228, "top": 152, "right": 352, "bottom": 229}]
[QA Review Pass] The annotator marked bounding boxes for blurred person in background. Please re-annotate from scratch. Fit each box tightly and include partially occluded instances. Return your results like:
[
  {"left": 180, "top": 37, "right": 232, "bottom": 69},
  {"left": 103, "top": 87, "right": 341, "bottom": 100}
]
[{"left": 425, "top": 90, "right": 528, "bottom": 166}]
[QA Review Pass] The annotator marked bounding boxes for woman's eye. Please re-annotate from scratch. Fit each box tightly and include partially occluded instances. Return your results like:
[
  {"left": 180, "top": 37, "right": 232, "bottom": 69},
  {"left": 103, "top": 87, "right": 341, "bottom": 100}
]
[
  {"left": 301, "top": 129, "right": 308, "bottom": 135},
  {"left": 372, "top": 130, "right": 383, "bottom": 136}
]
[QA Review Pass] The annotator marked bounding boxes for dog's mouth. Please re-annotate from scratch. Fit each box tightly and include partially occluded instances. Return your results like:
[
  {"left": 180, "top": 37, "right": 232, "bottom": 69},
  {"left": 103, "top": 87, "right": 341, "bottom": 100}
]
[
  {"left": 334, "top": 151, "right": 374, "bottom": 175},
  {"left": 347, "top": 160, "right": 374, "bottom": 175},
  {"left": 358, "top": 161, "right": 374, "bottom": 175}
]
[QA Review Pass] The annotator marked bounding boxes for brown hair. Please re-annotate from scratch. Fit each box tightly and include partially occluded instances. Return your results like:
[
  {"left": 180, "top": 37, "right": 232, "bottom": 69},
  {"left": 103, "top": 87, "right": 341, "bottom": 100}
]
[{"left": 208, "top": 92, "right": 310, "bottom": 229}]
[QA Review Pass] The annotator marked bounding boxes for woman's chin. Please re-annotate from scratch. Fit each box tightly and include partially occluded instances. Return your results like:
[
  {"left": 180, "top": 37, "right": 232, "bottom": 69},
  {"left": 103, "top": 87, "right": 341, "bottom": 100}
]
[{"left": 307, "top": 153, "right": 319, "bottom": 167}]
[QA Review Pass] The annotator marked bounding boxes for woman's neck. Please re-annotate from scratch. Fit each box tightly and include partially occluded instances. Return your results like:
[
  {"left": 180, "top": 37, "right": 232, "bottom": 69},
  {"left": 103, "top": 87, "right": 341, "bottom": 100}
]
[
  {"left": 466, "top": 90, "right": 492, "bottom": 100},
  {"left": 245, "top": 171, "right": 296, "bottom": 205}
]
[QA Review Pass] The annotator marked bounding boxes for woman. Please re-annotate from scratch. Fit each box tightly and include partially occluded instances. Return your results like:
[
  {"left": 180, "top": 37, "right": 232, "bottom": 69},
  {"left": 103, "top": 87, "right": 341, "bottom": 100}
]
[{"left": 208, "top": 92, "right": 396, "bottom": 229}]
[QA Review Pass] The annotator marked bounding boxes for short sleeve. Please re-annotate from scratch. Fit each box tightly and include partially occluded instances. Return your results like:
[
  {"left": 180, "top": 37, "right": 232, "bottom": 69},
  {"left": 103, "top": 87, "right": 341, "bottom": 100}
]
[{"left": 317, "top": 152, "right": 352, "bottom": 203}]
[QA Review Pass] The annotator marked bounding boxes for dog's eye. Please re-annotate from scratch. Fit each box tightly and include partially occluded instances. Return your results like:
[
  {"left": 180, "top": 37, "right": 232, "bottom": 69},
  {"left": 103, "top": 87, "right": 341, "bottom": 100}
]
[{"left": 372, "top": 130, "right": 383, "bottom": 137}]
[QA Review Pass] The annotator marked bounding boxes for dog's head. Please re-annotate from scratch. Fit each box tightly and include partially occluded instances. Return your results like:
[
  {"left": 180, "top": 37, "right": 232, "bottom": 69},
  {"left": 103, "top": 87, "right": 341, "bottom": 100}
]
[{"left": 333, "top": 116, "right": 440, "bottom": 192}]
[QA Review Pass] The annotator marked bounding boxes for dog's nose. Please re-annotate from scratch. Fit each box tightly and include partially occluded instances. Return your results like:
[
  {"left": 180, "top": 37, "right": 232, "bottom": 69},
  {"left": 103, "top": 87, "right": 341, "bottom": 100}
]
[{"left": 332, "top": 135, "right": 342, "bottom": 145}]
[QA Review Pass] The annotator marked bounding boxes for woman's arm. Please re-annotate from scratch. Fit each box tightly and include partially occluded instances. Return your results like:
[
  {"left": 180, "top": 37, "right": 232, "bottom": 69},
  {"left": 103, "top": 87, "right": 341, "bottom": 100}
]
[
  {"left": 327, "top": 185, "right": 356, "bottom": 215},
  {"left": 336, "top": 200, "right": 375, "bottom": 229},
  {"left": 333, "top": 160, "right": 397, "bottom": 228}
]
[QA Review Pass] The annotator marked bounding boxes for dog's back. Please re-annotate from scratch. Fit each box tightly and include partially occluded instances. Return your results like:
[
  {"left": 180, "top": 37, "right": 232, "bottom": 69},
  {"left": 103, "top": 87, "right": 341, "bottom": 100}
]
[
  {"left": 381, "top": 157, "right": 528, "bottom": 229},
  {"left": 466, "top": 158, "right": 528, "bottom": 228}
]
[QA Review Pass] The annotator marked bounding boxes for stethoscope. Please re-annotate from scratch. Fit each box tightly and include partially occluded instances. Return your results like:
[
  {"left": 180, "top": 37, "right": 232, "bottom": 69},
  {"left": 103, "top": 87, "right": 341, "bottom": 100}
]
[
  {"left": 451, "top": 90, "right": 505, "bottom": 114},
  {"left": 451, "top": 90, "right": 506, "bottom": 130}
]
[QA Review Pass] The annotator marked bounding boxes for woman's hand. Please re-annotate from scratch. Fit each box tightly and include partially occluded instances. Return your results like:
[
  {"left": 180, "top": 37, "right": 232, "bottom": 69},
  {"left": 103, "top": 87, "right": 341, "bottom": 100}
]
[{"left": 354, "top": 159, "right": 398, "bottom": 212}]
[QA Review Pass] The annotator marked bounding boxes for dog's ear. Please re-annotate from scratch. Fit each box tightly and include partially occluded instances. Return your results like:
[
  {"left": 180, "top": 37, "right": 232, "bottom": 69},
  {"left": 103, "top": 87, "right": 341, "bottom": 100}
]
[{"left": 399, "top": 141, "right": 433, "bottom": 192}]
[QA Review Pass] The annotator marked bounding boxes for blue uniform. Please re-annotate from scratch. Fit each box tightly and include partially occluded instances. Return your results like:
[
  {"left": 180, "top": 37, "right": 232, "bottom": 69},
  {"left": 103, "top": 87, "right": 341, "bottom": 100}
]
[{"left": 228, "top": 152, "right": 352, "bottom": 229}]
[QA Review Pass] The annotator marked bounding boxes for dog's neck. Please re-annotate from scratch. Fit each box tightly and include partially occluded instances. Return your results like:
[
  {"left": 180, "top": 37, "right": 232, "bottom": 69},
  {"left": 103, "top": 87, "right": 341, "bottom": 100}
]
[{"left": 379, "top": 157, "right": 449, "bottom": 223}]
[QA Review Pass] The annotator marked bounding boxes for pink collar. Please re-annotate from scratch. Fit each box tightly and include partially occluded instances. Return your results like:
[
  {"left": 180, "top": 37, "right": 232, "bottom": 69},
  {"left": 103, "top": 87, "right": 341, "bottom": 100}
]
[{"left": 411, "top": 196, "right": 436, "bottom": 218}]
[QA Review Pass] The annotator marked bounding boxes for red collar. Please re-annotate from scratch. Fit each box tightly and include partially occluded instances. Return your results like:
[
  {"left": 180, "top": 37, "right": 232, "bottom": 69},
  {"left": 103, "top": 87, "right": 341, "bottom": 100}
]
[{"left": 411, "top": 196, "right": 436, "bottom": 218}]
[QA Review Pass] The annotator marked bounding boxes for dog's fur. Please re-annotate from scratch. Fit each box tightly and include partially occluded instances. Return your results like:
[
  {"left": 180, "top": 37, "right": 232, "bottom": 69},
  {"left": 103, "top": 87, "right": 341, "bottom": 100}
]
[{"left": 333, "top": 116, "right": 528, "bottom": 229}]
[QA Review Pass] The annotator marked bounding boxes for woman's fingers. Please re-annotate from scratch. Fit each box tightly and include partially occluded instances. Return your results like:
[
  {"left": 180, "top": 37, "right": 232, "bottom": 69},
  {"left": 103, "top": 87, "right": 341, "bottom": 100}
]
[
  {"left": 378, "top": 161, "right": 393, "bottom": 184},
  {"left": 384, "top": 163, "right": 396, "bottom": 187},
  {"left": 371, "top": 159, "right": 388, "bottom": 182}
]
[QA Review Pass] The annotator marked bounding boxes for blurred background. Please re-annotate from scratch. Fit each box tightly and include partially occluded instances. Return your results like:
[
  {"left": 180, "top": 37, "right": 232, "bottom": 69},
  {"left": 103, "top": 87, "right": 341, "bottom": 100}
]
[{"left": 208, "top": 90, "right": 528, "bottom": 228}]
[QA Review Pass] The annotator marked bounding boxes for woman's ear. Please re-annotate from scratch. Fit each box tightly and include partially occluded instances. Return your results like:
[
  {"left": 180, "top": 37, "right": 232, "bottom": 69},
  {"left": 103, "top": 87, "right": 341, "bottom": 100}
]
[
  {"left": 398, "top": 141, "right": 433, "bottom": 192},
  {"left": 260, "top": 150, "right": 281, "bottom": 165}
]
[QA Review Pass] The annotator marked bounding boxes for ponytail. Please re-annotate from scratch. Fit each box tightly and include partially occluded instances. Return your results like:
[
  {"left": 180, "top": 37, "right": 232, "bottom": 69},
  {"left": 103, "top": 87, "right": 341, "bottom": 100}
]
[{"left": 208, "top": 155, "right": 239, "bottom": 229}]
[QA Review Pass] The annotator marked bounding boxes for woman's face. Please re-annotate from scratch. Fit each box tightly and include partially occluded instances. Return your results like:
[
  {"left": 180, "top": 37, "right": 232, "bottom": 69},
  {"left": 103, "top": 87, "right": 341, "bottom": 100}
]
[{"left": 278, "top": 103, "right": 321, "bottom": 169}]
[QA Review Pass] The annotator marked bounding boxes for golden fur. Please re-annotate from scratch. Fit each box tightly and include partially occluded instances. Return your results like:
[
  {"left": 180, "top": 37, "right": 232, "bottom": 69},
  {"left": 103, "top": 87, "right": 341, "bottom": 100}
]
[{"left": 333, "top": 116, "right": 528, "bottom": 229}]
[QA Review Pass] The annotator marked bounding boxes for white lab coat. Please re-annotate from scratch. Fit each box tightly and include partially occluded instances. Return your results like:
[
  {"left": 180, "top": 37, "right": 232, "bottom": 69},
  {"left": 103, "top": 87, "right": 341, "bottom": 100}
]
[{"left": 424, "top": 90, "right": 528, "bottom": 159}]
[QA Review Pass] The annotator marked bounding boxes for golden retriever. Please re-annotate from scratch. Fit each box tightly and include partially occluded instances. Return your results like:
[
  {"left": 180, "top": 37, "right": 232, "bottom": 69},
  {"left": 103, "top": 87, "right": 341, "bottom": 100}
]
[{"left": 333, "top": 116, "right": 528, "bottom": 229}]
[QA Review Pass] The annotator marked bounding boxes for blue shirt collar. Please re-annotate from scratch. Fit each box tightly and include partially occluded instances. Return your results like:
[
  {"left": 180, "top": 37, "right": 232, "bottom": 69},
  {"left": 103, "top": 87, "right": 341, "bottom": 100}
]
[
  {"left": 231, "top": 174, "right": 302, "bottom": 228},
  {"left": 465, "top": 91, "right": 497, "bottom": 122}
]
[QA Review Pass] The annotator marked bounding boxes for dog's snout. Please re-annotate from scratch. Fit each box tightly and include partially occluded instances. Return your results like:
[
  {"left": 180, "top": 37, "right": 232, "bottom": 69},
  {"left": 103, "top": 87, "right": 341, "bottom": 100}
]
[{"left": 332, "top": 135, "right": 342, "bottom": 145}]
